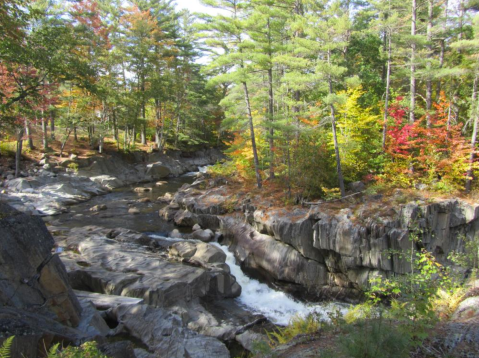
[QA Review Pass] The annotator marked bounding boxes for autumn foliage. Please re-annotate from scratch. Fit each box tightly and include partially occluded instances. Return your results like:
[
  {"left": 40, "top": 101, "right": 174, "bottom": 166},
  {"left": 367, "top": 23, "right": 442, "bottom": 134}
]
[{"left": 382, "top": 94, "right": 471, "bottom": 192}]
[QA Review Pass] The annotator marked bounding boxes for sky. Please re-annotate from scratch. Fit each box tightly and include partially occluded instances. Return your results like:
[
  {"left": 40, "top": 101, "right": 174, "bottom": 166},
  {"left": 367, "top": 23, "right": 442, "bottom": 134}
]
[{"left": 174, "top": 0, "right": 223, "bottom": 15}]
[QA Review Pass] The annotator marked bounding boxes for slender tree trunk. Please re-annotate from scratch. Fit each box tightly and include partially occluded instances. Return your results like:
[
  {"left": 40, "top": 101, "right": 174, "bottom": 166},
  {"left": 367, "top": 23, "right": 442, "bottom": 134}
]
[
  {"left": 41, "top": 110, "right": 48, "bottom": 150},
  {"left": 466, "top": 76, "right": 479, "bottom": 192},
  {"left": 132, "top": 126, "right": 136, "bottom": 147},
  {"left": 141, "top": 123, "right": 146, "bottom": 145},
  {"left": 124, "top": 125, "right": 128, "bottom": 151},
  {"left": 437, "top": 0, "right": 448, "bottom": 100},
  {"left": 266, "top": 18, "right": 275, "bottom": 179},
  {"left": 426, "top": 0, "right": 434, "bottom": 127},
  {"left": 73, "top": 126, "right": 78, "bottom": 141},
  {"left": 99, "top": 134, "right": 104, "bottom": 154},
  {"left": 50, "top": 110, "right": 55, "bottom": 140},
  {"left": 410, "top": 0, "right": 417, "bottom": 123},
  {"left": 60, "top": 128, "right": 72, "bottom": 158},
  {"left": 15, "top": 128, "right": 24, "bottom": 178},
  {"left": 458, "top": 0, "right": 465, "bottom": 40},
  {"left": 382, "top": 31, "right": 392, "bottom": 151},
  {"left": 112, "top": 109, "right": 118, "bottom": 142},
  {"left": 25, "top": 119, "right": 34, "bottom": 150},
  {"left": 268, "top": 67, "right": 275, "bottom": 179},
  {"left": 328, "top": 50, "right": 345, "bottom": 197},
  {"left": 243, "top": 82, "right": 262, "bottom": 189},
  {"left": 175, "top": 106, "right": 181, "bottom": 148}
]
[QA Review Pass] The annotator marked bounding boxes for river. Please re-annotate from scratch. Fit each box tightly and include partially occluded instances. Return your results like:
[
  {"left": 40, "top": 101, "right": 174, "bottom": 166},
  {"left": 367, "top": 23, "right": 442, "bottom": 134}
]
[{"left": 48, "top": 170, "right": 348, "bottom": 327}]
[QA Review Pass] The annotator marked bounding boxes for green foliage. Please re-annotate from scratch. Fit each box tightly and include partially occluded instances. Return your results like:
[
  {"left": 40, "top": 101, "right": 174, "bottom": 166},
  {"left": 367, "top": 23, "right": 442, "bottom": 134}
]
[
  {"left": 47, "top": 341, "right": 107, "bottom": 358},
  {"left": 339, "top": 317, "right": 411, "bottom": 358},
  {"left": 208, "top": 161, "right": 237, "bottom": 179},
  {"left": 0, "top": 336, "right": 14, "bottom": 358},
  {"left": 0, "top": 141, "right": 16, "bottom": 158},
  {"left": 267, "top": 314, "right": 321, "bottom": 346},
  {"left": 67, "top": 162, "right": 79, "bottom": 172}
]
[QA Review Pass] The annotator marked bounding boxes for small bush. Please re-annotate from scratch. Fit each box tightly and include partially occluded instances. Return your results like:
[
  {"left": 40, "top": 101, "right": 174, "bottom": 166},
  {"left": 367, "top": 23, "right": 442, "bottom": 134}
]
[
  {"left": 339, "top": 318, "right": 411, "bottom": 358},
  {"left": 208, "top": 161, "right": 237, "bottom": 178},
  {"left": 0, "top": 141, "right": 16, "bottom": 158},
  {"left": 267, "top": 314, "right": 321, "bottom": 346},
  {"left": 47, "top": 341, "right": 107, "bottom": 358},
  {"left": 67, "top": 162, "right": 79, "bottom": 172}
]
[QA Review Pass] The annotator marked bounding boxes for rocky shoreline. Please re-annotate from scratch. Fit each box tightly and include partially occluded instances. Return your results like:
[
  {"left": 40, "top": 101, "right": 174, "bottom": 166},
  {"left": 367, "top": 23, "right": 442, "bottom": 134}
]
[{"left": 0, "top": 148, "right": 223, "bottom": 216}]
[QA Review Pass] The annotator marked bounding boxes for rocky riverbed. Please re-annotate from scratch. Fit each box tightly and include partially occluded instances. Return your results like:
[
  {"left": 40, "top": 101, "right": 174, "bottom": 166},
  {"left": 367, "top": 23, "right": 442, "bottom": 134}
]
[{"left": 2, "top": 148, "right": 479, "bottom": 357}]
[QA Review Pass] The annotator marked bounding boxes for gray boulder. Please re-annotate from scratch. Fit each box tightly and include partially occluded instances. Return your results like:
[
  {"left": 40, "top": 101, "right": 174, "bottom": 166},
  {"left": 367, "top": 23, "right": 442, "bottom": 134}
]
[{"left": 0, "top": 202, "right": 82, "bottom": 327}]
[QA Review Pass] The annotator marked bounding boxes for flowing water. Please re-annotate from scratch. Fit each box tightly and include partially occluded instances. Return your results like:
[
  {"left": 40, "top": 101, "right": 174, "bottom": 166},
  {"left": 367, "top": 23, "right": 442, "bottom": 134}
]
[{"left": 52, "top": 170, "right": 348, "bottom": 326}]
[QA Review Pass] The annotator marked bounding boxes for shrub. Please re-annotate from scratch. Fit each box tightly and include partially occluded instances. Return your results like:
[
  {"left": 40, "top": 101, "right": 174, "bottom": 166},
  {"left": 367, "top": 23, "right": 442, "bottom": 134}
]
[
  {"left": 339, "top": 318, "right": 411, "bottom": 358},
  {"left": 267, "top": 314, "right": 321, "bottom": 346}
]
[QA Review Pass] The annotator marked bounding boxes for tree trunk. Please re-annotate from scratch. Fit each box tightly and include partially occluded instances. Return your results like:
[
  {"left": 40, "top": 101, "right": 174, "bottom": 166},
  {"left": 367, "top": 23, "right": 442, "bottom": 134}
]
[
  {"left": 132, "top": 126, "right": 136, "bottom": 147},
  {"left": 15, "top": 128, "right": 24, "bottom": 178},
  {"left": 50, "top": 110, "right": 55, "bottom": 140},
  {"left": 410, "top": 0, "right": 417, "bottom": 123},
  {"left": 466, "top": 76, "right": 479, "bottom": 192},
  {"left": 74, "top": 126, "right": 78, "bottom": 141},
  {"left": 41, "top": 110, "right": 48, "bottom": 150},
  {"left": 243, "top": 82, "right": 262, "bottom": 189},
  {"left": 328, "top": 50, "right": 345, "bottom": 197},
  {"left": 59, "top": 128, "right": 72, "bottom": 158},
  {"left": 99, "top": 134, "right": 104, "bottom": 154},
  {"left": 268, "top": 66, "right": 275, "bottom": 179},
  {"left": 141, "top": 123, "right": 146, "bottom": 145},
  {"left": 426, "top": 0, "right": 433, "bottom": 127},
  {"left": 25, "top": 119, "right": 34, "bottom": 150},
  {"left": 382, "top": 31, "right": 392, "bottom": 151},
  {"left": 437, "top": 0, "right": 448, "bottom": 100}
]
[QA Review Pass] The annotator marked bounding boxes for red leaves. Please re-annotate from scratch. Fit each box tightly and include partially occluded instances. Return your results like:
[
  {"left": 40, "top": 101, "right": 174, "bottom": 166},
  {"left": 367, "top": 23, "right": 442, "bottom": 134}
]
[
  {"left": 384, "top": 93, "right": 470, "bottom": 189},
  {"left": 386, "top": 97, "right": 414, "bottom": 157}
]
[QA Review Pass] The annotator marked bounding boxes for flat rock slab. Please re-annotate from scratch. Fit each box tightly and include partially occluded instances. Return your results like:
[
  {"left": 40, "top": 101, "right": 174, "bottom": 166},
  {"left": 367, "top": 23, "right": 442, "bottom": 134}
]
[
  {"left": 74, "top": 290, "right": 144, "bottom": 310},
  {"left": 61, "top": 226, "right": 240, "bottom": 307}
]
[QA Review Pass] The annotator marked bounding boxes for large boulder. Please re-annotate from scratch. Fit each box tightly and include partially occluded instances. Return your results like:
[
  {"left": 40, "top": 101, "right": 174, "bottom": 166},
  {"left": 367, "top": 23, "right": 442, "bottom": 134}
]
[
  {"left": 111, "top": 304, "right": 230, "bottom": 358},
  {"left": 0, "top": 202, "right": 82, "bottom": 327},
  {"left": 146, "top": 162, "right": 171, "bottom": 179},
  {"left": 62, "top": 226, "right": 241, "bottom": 306}
]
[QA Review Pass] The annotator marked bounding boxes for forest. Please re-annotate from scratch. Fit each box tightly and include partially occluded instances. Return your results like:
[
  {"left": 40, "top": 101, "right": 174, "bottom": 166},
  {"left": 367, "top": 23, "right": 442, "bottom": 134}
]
[{"left": 1, "top": 0, "right": 479, "bottom": 199}]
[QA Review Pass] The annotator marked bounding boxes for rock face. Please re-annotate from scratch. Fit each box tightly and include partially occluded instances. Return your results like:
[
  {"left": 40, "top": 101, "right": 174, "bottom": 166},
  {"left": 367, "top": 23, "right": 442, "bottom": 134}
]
[
  {"left": 164, "top": 181, "right": 479, "bottom": 302},
  {"left": 0, "top": 202, "right": 82, "bottom": 326},
  {"left": 0, "top": 202, "right": 104, "bottom": 358},
  {"left": 61, "top": 226, "right": 241, "bottom": 306}
]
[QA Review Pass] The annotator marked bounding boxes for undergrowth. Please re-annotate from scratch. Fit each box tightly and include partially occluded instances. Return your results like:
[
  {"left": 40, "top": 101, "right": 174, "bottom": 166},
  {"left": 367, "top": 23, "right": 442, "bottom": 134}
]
[{"left": 0, "top": 338, "right": 107, "bottom": 358}]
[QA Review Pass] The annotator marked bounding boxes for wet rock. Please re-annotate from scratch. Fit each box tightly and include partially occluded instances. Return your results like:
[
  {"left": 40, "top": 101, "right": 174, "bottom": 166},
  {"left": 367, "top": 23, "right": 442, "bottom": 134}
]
[
  {"left": 169, "top": 229, "right": 183, "bottom": 239},
  {"left": 62, "top": 226, "right": 241, "bottom": 306},
  {"left": 157, "top": 192, "right": 173, "bottom": 203},
  {"left": 192, "top": 229, "right": 214, "bottom": 242},
  {"left": 170, "top": 242, "right": 198, "bottom": 259},
  {"left": 134, "top": 187, "right": 151, "bottom": 193},
  {"left": 155, "top": 181, "right": 167, "bottom": 186},
  {"left": 128, "top": 207, "right": 140, "bottom": 215},
  {"left": 192, "top": 223, "right": 202, "bottom": 231},
  {"left": 159, "top": 203, "right": 180, "bottom": 221},
  {"left": 90, "top": 175, "right": 124, "bottom": 190},
  {"left": 174, "top": 209, "right": 198, "bottom": 227},
  {"left": 137, "top": 198, "right": 151, "bottom": 203},
  {"left": 90, "top": 204, "right": 107, "bottom": 212},
  {"left": 145, "top": 163, "right": 171, "bottom": 179},
  {"left": 192, "top": 243, "right": 226, "bottom": 264}
]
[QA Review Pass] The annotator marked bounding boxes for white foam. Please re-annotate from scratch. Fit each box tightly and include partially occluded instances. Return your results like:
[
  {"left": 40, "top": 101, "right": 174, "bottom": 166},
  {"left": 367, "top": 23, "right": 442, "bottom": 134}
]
[{"left": 211, "top": 243, "right": 349, "bottom": 326}]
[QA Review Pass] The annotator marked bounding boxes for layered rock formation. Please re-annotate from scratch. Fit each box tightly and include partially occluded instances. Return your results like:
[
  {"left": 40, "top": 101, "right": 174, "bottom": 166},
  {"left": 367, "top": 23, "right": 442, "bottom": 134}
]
[{"left": 162, "top": 180, "right": 479, "bottom": 302}]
